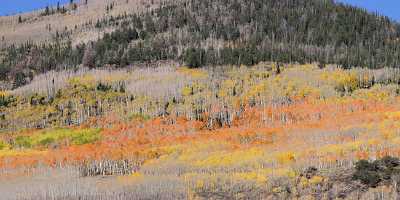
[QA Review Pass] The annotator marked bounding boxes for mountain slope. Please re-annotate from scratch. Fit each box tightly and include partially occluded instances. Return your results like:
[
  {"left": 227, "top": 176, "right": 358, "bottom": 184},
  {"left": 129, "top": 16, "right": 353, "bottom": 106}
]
[
  {"left": 4, "top": 1, "right": 400, "bottom": 199},
  {"left": 2, "top": 0, "right": 400, "bottom": 88},
  {"left": 2, "top": 64, "right": 400, "bottom": 199},
  {"left": 0, "top": 0, "right": 161, "bottom": 47}
]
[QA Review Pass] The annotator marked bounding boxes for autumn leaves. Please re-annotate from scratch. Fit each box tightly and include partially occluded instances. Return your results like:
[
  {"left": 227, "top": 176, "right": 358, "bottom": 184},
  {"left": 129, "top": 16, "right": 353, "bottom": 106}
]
[{"left": 2, "top": 64, "right": 400, "bottom": 198}]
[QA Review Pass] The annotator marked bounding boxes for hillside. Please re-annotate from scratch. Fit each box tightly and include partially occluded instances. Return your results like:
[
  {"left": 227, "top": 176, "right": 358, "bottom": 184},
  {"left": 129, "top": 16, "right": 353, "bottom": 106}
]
[
  {"left": 3, "top": 0, "right": 400, "bottom": 200},
  {"left": 0, "top": 0, "right": 161, "bottom": 46},
  {"left": 2, "top": 64, "right": 400, "bottom": 199},
  {"left": 1, "top": 0, "right": 400, "bottom": 89}
]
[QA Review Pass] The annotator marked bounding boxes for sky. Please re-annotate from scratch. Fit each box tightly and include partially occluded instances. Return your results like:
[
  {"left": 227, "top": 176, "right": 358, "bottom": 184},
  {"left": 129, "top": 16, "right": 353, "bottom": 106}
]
[
  {"left": 0, "top": 0, "right": 70, "bottom": 16},
  {"left": 0, "top": 0, "right": 399, "bottom": 22},
  {"left": 337, "top": 0, "right": 400, "bottom": 21}
]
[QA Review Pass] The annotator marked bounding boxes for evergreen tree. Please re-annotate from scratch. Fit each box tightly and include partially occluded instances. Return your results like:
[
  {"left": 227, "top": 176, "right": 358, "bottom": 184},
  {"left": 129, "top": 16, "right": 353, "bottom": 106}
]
[{"left": 184, "top": 48, "right": 205, "bottom": 68}]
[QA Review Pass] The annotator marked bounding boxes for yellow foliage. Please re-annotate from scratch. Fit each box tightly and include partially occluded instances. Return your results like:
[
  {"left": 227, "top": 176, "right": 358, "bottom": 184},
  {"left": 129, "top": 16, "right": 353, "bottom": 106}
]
[
  {"left": 385, "top": 111, "right": 400, "bottom": 120},
  {"left": 0, "top": 140, "right": 10, "bottom": 150},
  {"left": 318, "top": 141, "right": 363, "bottom": 157},
  {"left": 285, "top": 81, "right": 296, "bottom": 96},
  {"left": 392, "top": 137, "right": 400, "bottom": 145},
  {"left": 320, "top": 68, "right": 359, "bottom": 92},
  {"left": 309, "top": 176, "right": 324, "bottom": 185},
  {"left": 344, "top": 141, "right": 362, "bottom": 152},
  {"left": 284, "top": 169, "right": 297, "bottom": 178},
  {"left": 218, "top": 79, "right": 236, "bottom": 98},
  {"left": 368, "top": 139, "right": 381, "bottom": 147},
  {"left": 233, "top": 171, "right": 268, "bottom": 183},
  {"left": 245, "top": 82, "right": 267, "bottom": 99},
  {"left": 300, "top": 176, "right": 324, "bottom": 187},
  {"left": 276, "top": 152, "right": 296, "bottom": 165},
  {"left": 0, "top": 91, "right": 9, "bottom": 97},
  {"left": 320, "top": 144, "right": 345, "bottom": 156},
  {"left": 131, "top": 172, "right": 143, "bottom": 178},
  {"left": 222, "top": 79, "right": 235, "bottom": 89},
  {"left": 178, "top": 67, "right": 208, "bottom": 79},
  {"left": 272, "top": 187, "right": 283, "bottom": 193},
  {"left": 104, "top": 73, "right": 129, "bottom": 83},
  {"left": 68, "top": 75, "right": 96, "bottom": 88},
  {"left": 297, "top": 85, "right": 320, "bottom": 98},
  {"left": 143, "top": 145, "right": 182, "bottom": 166},
  {"left": 195, "top": 179, "right": 204, "bottom": 188},
  {"left": 379, "top": 120, "right": 398, "bottom": 140},
  {"left": 194, "top": 147, "right": 264, "bottom": 167},
  {"left": 182, "top": 86, "right": 193, "bottom": 96},
  {"left": 353, "top": 84, "right": 398, "bottom": 100},
  {"left": 382, "top": 130, "right": 396, "bottom": 140},
  {"left": 177, "top": 141, "right": 231, "bottom": 163},
  {"left": 300, "top": 177, "right": 309, "bottom": 187}
]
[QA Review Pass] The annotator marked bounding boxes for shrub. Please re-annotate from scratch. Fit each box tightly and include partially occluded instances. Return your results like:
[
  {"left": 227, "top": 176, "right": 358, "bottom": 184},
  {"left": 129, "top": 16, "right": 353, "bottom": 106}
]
[
  {"left": 13, "top": 72, "right": 27, "bottom": 89},
  {"left": 353, "top": 169, "right": 381, "bottom": 187},
  {"left": 0, "top": 94, "right": 15, "bottom": 107},
  {"left": 38, "top": 137, "right": 56, "bottom": 147},
  {"left": 379, "top": 156, "right": 400, "bottom": 169},
  {"left": 184, "top": 48, "right": 205, "bottom": 68},
  {"left": 353, "top": 156, "right": 400, "bottom": 188},
  {"left": 15, "top": 136, "right": 33, "bottom": 148},
  {"left": 0, "top": 140, "right": 7, "bottom": 150},
  {"left": 70, "top": 129, "right": 101, "bottom": 145},
  {"left": 12, "top": 128, "right": 101, "bottom": 149},
  {"left": 96, "top": 82, "right": 112, "bottom": 92}
]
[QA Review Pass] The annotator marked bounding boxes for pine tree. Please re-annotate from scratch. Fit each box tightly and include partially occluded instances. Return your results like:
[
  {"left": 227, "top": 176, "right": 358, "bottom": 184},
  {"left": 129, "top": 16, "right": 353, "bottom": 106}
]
[
  {"left": 57, "top": 2, "right": 60, "bottom": 12},
  {"left": 82, "top": 44, "right": 95, "bottom": 68}
]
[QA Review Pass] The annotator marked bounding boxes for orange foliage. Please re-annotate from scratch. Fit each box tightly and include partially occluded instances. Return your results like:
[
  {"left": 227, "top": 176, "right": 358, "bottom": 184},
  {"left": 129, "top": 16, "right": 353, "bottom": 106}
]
[{"left": 1, "top": 96, "right": 400, "bottom": 172}]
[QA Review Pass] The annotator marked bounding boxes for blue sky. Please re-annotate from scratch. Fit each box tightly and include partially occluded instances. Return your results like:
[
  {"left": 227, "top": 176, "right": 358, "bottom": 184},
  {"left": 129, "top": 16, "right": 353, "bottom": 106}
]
[
  {"left": 0, "top": 0, "right": 70, "bottom": 16},
  {"left": 0, "top": 0, "right": 399, "bottom": 22},
  {"left": 337, "top": 0, "right": 400, "bottom": 21}
]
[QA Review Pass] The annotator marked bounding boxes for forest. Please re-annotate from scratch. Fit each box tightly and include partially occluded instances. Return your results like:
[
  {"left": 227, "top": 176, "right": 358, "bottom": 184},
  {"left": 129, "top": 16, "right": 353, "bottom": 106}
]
[
  {"left": 2, "top": 64, "right": 400, "bottom": 199},
  {"left": 2, "top": 0, "right": 400, "bottom": 199},
  {"left": 1, "top": 0, "right": 400, "bottom": 88}
]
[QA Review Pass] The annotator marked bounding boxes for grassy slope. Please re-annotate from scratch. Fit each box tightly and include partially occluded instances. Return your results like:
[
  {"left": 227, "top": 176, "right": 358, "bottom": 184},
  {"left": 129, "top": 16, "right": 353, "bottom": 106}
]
[{"left": 0, "top": 0, "right": 161, "bottom": 47}]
